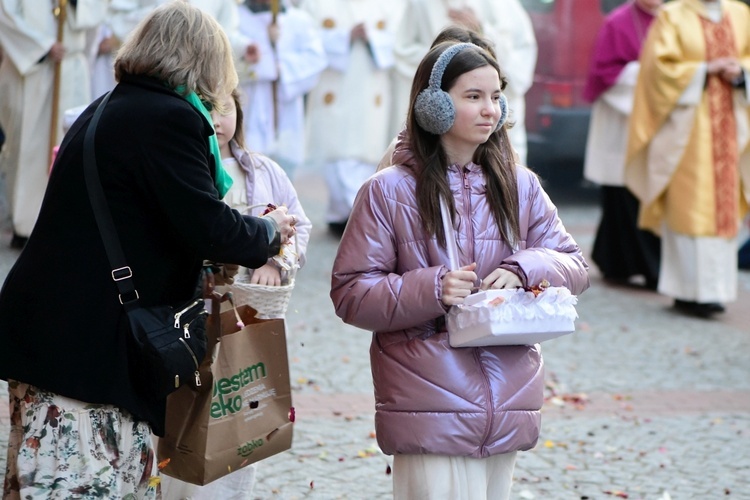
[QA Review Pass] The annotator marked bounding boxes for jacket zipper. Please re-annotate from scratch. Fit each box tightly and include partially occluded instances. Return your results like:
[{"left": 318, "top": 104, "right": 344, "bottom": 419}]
[
  {"left": 474, "top": 348, "right": 494, "bottom": 451},
  {"left": 465, "top": 167, "right": 493, "bottom": 449},
  {"left": 462, "top": 168, "right": 476, "bottom": 263}
]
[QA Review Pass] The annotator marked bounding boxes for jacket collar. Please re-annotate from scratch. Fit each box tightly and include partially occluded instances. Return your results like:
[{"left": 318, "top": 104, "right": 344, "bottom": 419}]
[
  {"left": 391, "top": 129, "right": 415, "bottom": 170},
  {"left": 392, "top": 130, "right": 481, "bottom": 175},
  {"left": 117, "top": 74, "right": 214, "bottom": 138},
  {"left": 118, "top": 73, "right": 177, "bottom": 96}
]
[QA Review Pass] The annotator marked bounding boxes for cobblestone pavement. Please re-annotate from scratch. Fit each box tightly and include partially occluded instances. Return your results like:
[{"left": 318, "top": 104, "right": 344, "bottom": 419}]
[{"left": 1, "top": 169, "right": 749, "bottom": 499}]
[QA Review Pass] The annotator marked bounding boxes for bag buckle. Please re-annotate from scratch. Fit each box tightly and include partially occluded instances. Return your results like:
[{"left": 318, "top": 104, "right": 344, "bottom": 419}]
[
  {"left": 119, "top": 290, "right": 140, "bottom": 304},
  {"left": 112, "top": 266, "right": 133, "bottom": 281}
]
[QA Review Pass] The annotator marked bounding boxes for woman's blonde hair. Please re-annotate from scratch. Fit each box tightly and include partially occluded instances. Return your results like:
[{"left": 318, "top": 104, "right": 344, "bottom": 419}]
[{"left": 114, "top": 1, "right": 238, "bottom": 113}]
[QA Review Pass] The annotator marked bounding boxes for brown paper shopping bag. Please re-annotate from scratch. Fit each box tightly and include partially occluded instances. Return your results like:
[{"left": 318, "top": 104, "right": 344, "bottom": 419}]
[{"left": 158, "top": 303, "right": 294, "bottom": 485}]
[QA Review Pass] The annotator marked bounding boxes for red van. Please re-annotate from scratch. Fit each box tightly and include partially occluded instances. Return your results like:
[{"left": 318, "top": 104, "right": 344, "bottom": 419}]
[{"left": 522, "top": 0, "right": 627, "bottom": 180}]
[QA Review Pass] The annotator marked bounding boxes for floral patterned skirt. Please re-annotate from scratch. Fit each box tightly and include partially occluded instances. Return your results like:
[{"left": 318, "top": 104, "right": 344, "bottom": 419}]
[{"left": 3, "top": 381, "right": 160, "bottom": 499}]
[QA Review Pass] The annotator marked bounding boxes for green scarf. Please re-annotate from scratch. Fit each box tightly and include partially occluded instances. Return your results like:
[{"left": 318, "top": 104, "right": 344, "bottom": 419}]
[{"left": 179, "top": 89, "right": 233, "bottom": 198}]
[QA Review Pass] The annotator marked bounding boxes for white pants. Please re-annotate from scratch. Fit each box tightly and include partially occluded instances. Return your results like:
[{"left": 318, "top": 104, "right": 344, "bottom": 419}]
[
  {"left": 160, "top": 464, "right": 257, "bottom": 500},
  {"left": 392, "top": 452, "right": 517, "bottom": 500}
]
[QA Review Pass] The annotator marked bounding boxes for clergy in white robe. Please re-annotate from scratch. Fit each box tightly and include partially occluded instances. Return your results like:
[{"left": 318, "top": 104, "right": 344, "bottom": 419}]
[
  {"left": 90, "top": 0, "right": 160, "bottom": 98},
  {"left": 300, "top": 0, "right": 397, "bottom": 229},
  {"left": 584, "top": 63, "right": 642, "bottom": 187},
  {"left": 177, "top": 0, "right": 252, "bottom": 60},
  {"left": 0, "top": 0, "right": 107, "bottom": 241},
  {"left": 392, "top": 0, "right": 537, "bottom": 164},
  {"left": 237, "top": 0, "right": 327, "bottom": 178}
]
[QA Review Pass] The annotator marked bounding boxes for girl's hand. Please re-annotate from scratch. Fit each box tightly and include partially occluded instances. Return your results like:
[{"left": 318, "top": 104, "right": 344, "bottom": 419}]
[
  {"left": 250, "top": 263, "right": 282, "bottom": 286},
  {"left": 441, "top": 263, "right": 478, "bottom": 306},
  {"left": 481, "top": 268, "right": 522, "bottom": 290}
]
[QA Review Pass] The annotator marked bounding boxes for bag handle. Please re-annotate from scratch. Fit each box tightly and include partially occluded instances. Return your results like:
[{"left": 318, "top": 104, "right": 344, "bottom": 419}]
[
  {"left": 439, "top": 197, "right": 460, "bottom": 271},
  {"left": 82, "top": 92, "right": 141, "bottom": 311}
]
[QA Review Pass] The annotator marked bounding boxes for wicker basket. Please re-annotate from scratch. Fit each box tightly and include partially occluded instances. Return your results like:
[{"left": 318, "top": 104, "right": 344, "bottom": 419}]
[
  {"left": 229, "top": 204, "right": 298, "bottom": 318},
  {"left": 230, "top": 276, "right": 295, "bottom": 319}
]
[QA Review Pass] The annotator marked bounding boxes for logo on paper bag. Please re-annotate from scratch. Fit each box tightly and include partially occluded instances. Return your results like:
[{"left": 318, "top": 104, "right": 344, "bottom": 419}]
[
  {"left": 211, "top": 362, "right": 267, "bottom": 419},
  {"left": 238, "top": 438, "right": 264, "bottom": 457}
]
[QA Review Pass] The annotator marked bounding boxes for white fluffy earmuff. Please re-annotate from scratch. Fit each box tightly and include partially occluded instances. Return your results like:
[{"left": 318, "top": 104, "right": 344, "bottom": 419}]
[{"left": 414, "top": 42, "right": 509, "bottom": 135}]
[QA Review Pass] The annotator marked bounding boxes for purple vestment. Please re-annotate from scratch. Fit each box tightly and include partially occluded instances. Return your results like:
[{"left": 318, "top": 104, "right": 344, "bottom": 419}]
[{"left": 582, "top": 2, "right": 657, "bottom": 103}]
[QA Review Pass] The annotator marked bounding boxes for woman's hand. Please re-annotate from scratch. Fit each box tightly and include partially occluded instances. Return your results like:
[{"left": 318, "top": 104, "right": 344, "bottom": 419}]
[
  {"left": 214, "top": 263, "right": 240, "bottom": 286},
  {"left": 250, "top": 263, "right": 281, "bottom": 286},
  {"left": 441, "top": 263, "right": 478, "bottom": 306},
  {"left": 480, "top": 268, "right": 522, "bottom": 290},
  {"left": 264, "top": 206, "right": 297, "bottom": 245}
]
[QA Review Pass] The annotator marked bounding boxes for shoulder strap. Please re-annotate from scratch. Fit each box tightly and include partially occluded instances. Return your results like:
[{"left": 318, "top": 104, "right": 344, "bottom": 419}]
[
  {"left": 440, "top": 196, "right": 460, "bottom": 271},
  {"left": 82, "top": 92, "right": 140, "bottom": 311}
]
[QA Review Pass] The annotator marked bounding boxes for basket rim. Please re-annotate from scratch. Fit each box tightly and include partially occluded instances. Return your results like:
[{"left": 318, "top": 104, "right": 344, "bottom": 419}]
[{"left": 232, "top": 278, "right": 295, "bottom": 291}]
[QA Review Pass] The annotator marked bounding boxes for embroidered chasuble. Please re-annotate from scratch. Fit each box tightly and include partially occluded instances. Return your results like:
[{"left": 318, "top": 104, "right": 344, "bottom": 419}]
[
  {"left": 702, "top": 15, "right": 738, "bottom": 237},
  {"left": 624, "top": 0, "right": 750, "bottom": 238}
]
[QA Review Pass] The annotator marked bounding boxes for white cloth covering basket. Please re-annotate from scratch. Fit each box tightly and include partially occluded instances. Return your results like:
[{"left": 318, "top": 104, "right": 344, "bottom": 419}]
[
  {"left": 446, "top": 287, "right": 577, "bottom": 347},
  {"left": 229, "top": 204, "right": 298, "bottom": 319}
]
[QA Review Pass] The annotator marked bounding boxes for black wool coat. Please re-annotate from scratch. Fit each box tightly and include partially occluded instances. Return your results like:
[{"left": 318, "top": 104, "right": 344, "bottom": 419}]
[{"left": 0, "top": 75, "right": 274, "bottom": 435}]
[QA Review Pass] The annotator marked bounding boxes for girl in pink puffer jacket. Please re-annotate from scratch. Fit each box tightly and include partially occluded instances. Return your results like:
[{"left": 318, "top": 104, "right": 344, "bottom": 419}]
[{"left": 331, "top": 41, "right": 589, "bottom": 499}]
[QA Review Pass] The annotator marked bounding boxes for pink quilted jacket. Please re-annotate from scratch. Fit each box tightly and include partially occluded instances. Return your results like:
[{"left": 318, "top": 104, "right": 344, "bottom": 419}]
[{"left": 330, "top": 141, "right": 590, "bottom": 457}]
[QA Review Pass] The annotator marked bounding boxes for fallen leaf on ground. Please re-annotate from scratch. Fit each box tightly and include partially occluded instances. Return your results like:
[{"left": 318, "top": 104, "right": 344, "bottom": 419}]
[{"left": 603, "top": 490, "right": 629, "bottom": 498}]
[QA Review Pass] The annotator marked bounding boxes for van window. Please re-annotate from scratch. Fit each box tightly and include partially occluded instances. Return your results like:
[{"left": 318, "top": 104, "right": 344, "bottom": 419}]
[
  {"left": 519, "top": 0, "right": 555, "bottom": 13},
  {"left": 521, "top": 0, "right": 625, "bottom": 13},
  {"left": 600, "top": 0, "right": 625, "bottom": 12}
]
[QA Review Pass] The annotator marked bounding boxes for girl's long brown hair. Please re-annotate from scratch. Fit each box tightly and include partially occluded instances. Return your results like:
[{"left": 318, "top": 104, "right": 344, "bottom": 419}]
[{"left": 406, "top": 42, "right": 520, "bottom": 249}]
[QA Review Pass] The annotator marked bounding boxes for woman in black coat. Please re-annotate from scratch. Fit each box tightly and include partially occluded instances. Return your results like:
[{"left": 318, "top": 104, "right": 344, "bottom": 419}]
[{"left": 0, "top": 3, "right": 296, "bottom": 498}]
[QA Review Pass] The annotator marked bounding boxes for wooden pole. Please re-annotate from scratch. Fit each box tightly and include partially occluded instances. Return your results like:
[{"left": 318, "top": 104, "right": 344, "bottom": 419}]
[
  {"left": 270, "top": 0, "right": 280, "bottom": 139},
  {"left": 49, "top": 0, "right": 68, "bottom": 164}
]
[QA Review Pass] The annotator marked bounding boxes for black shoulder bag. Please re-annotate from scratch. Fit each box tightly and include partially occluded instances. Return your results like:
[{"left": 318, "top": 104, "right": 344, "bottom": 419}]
[{"left": 83, "top": 92, "right": 208, "bottom": 400}]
